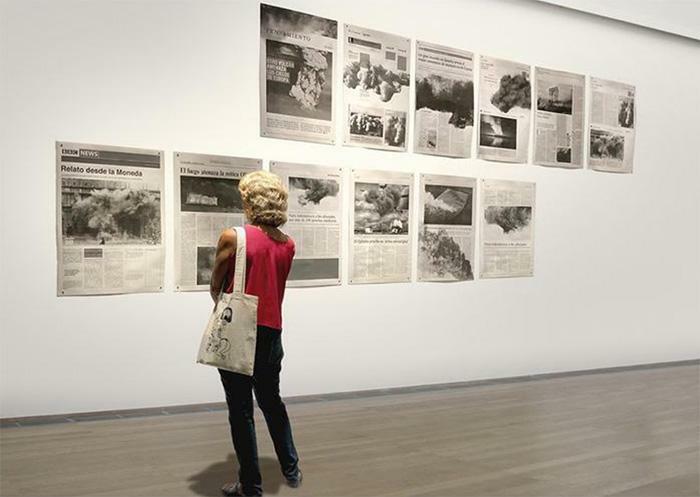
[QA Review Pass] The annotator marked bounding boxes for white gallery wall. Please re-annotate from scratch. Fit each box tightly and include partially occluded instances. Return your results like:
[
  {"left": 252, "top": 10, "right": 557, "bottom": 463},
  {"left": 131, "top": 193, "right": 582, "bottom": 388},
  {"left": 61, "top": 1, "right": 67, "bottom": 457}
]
[{"left": 1, "top": 0, "right": 699, "bottom": 418}]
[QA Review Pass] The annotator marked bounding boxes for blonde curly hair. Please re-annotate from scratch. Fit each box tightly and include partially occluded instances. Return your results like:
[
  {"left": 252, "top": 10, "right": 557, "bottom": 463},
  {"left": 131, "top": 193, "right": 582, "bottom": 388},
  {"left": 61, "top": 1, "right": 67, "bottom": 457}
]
[{"left": 238, "top": 170, "right": 288, "bottom": 227}]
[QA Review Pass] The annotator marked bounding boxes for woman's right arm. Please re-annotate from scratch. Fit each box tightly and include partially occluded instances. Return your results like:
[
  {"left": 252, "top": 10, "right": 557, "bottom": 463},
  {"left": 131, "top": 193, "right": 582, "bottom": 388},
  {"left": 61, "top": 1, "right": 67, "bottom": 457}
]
[{"left": 209, "top": 228, "right": 237, "bottom": 303}]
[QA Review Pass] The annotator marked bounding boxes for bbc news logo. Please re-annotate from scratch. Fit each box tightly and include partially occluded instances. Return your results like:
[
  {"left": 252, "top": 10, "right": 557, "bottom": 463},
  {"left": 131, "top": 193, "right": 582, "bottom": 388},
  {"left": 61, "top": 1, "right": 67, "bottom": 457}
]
[
  {"left": 79, "top": 149, "right": 100, "bottom": 159},
  {"left": 62, "top": 148, "right": 100, "bottom": 158}
]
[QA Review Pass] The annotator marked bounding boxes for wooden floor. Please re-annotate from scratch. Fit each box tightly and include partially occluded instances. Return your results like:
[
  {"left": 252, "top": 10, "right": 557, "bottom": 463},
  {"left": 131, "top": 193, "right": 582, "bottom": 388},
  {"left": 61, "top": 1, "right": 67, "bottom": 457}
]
[{"left": 1, "top": 365, "right": 698, "bottom": 496}]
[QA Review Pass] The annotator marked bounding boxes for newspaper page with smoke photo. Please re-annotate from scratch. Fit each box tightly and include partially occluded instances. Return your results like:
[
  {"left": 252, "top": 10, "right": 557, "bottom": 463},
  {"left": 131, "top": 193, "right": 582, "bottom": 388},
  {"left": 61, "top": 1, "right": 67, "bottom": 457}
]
[
  {"left": 477, "top": 56, "right": 532, "bottom": 163},
  {"left": 270, "top": 161, "right": 342, "bottom": 287},
  {"left": 534, "top": 67, "right": 585, "bottom": 169},
  {"left": 479, "top": 179, "right": 535, "bottom": 279},
  {"left": 418, "top": 174, "right": 476, "bottom": 282},
  {"left": 174, "top": 152, "right": 261, "bottom": 292},
  {"left": 342, "top": 24, "right": 411, "bottom": 152},
  {"left": 56, "top": 142, "right": 165, "bottom": 296},
  {"left": 260, "top": 4, "right": 337, "bottom": 144},
  {"left": 350, "top": 170, "right": 413, "bottom": 284},
  {"left": 414, "top": 42, "right": 474, "bottom": 158},
  {"left": 588, "top": 77, "right": 635, "bottom": 173}
]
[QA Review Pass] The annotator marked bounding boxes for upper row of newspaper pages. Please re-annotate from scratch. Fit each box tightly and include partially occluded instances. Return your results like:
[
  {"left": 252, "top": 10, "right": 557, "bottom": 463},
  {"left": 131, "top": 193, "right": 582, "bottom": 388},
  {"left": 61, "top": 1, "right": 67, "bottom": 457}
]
[{"left": 259, "top": 3, "right": 635, "bottom": 174}]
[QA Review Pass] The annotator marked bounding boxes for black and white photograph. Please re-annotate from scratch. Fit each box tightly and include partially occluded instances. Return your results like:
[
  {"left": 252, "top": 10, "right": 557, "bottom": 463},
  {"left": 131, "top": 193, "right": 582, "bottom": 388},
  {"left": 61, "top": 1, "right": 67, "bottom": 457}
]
[
  {"left": 384, "top": 113, "right": 406, "bottom": 147},
  {"left": 179, "top": 176, "right": 243, "bottom": 213},
  {"left": 424, "top": 185, "right": 473, "bottom": 226},
  {"left": 419, "top": 228, "right": 473, "bottom": 281},
  {"left": 349, "top": 111, "right": 384, "bottom": 137},
  {"left": 537, "top": 83, "right": 573, "bottom": 114},
  {"left": 354, "top": 182, "right": 410, "bottom": 235},
  {"left": 618, "top": 93, "right": 634, "bottom": 128},
  {"left": 416, "top": 75, "right": 474, "bottom": 129},
  {"left": 343, "top": 61, "right": 410, "bottom": 104},
  {"left": 484, "top": 206, "right": 533, "bottom": 241},
  {"left": 61, "top": 178, "right": 161, "bottom": 246},
  {"left": 265, "top": 39, "right": 333, "bottom": 121},
  {"left": 288, "top": 258, "right": 340, "bottom": 281},
  {"left": 196, "top": 246, "right": 216, "bottom": 286},
  {"left": 556, "top": 147, "right": 572, "bottom": 163},
  {"left": 491, "top": 71, "right": 531, "bottom": 113},
  {"left": 480, "top": 114, "right": 517, "bottom": 149},
  {"left": 590, "top": 129, "right": 625, "bottom": 161},
  {"left": 288, "top": 176, "right": 340, "bottom": 211}
]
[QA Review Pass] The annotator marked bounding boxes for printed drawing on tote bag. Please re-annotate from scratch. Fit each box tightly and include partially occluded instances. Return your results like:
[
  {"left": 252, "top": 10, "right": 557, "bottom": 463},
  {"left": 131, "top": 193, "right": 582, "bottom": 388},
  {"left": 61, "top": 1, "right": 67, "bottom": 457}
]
[{"left": 196, "top": 226, "right": 258, "bottom": 375}]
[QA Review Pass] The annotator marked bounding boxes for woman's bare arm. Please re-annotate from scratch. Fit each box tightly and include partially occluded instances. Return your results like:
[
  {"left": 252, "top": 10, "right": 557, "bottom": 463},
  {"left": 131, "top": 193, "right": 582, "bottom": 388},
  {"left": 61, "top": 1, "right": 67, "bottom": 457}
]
[{"left": 210, "top": 228, "right": 237, "bottom": 303}]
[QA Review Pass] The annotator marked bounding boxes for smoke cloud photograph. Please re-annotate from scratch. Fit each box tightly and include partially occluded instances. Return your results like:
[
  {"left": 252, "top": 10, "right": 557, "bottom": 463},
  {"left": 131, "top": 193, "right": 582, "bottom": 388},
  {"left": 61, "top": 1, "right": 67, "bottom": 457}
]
[
  {"left": 265, "top": 40, "right": 333, "bottom": 120},
  {"left": 180, "top": 176, "right": 243, "bottom": 213},
  {"left": 343, "top": 60, "right": 410, "bottom": 104},
  {"left": 415, "top": 74, "right": 474, "bottom": 128},
  {"left": 491, "top": 71, "right": 531, "bottom": 113},
  {"left": 354, "top": 182, "right": 410, "bottom": 235},
  {"left": 424, "top": 185, "right": 473, "bottom": 226},
  {"left": 61, "top": 178, "right": 161, "bottom": 246},
  {"left": 480, "top": 114, "right": 517, "bottom": 149},
  {"left": 590, "top": 129, "right": 625, "bottom": 161},
  {"left": 484, "top": 206, "right": 533, "bottom": 242},
  {"left": 288, "top": 176, "right": 340, "bottom": 211}
]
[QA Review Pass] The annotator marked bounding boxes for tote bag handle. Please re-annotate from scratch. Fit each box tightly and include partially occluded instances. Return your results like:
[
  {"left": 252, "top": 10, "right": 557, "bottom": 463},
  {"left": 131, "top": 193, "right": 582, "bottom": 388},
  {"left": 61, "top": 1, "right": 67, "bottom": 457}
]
[{"left": 231, "top": 226, "right": 247, "bottom": 296}]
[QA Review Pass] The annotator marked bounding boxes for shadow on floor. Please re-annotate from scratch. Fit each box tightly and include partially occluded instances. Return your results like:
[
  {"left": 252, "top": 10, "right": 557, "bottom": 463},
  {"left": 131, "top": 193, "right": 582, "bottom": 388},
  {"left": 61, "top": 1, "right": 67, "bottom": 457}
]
[{"left": 188, "top": 453, "right": 285, "bottom": 496}]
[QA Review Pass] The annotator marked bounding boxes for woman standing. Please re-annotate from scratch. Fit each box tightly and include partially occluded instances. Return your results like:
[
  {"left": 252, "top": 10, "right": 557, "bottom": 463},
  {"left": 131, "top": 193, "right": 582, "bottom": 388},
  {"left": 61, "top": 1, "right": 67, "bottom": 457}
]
[{"left": 209, "top": 171, "right": 301, "bottom": 497}]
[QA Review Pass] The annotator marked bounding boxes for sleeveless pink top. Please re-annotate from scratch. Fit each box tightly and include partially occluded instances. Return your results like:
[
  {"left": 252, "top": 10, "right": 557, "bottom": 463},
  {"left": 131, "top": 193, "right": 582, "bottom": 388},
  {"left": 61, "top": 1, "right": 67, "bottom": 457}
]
[{"left": 226, "top": 225, "right": 295, "bottom": 330}]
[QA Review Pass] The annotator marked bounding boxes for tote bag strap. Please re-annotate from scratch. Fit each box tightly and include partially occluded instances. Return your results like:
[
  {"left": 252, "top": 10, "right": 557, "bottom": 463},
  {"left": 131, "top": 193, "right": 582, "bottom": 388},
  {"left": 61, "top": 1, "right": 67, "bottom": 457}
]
[{"left": 231, "top": 226, "right": 247, "bottom": 296}]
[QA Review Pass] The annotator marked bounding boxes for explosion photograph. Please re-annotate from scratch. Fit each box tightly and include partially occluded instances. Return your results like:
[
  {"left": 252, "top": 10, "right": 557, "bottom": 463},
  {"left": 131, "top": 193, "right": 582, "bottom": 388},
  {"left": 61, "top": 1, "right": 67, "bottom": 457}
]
[
  {"left": 288, "top": 177, "right": 340, "bottom": 211},
  {"left": 354, "top": 182, "right": 410, "bottom": 235},
  {"left": 424, "top": 185, "right": 473, "bottom": 226},
  {"left": 61, "top": 178, "right": 161, "bottom": 246},
  {"left": 484, "top": 206, "right": 533, "bottom": 241},
  {"left": 480, "top": 114, "right": 517, "bottom": 149}
]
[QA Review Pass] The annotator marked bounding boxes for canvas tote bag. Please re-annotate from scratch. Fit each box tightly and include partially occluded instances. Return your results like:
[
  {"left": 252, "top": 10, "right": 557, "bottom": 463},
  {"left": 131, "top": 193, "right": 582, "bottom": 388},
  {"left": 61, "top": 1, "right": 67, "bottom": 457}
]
[{"left": 197, "top": 227, "right": 258, "bottom": 375}]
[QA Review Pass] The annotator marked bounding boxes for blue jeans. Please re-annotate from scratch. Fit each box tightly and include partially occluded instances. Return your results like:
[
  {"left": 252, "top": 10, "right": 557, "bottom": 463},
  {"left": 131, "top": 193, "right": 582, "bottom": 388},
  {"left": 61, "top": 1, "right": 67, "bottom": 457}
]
[{"left": 218, "top": 326, "right": 299, "bottom": 496}]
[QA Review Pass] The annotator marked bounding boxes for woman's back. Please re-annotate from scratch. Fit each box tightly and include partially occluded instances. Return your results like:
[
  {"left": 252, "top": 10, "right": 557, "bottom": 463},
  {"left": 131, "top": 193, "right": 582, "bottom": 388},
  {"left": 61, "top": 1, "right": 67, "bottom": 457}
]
[{"left": 226, "top": 224, "right": 295, "bottom": 330}]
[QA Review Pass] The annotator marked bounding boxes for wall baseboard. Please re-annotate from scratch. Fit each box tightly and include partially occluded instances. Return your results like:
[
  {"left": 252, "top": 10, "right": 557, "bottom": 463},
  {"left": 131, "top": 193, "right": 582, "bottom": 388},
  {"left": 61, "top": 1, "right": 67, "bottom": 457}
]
[{"left": 2, "top": 358, "right": 698, "bottom": 429}]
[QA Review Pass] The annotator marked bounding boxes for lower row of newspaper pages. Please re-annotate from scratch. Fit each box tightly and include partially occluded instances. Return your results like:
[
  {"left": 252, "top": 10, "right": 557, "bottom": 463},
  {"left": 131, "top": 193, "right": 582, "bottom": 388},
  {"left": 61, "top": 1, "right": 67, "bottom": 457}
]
[{"left": 56, "top": 142, "right": 536, "bottom": 295}]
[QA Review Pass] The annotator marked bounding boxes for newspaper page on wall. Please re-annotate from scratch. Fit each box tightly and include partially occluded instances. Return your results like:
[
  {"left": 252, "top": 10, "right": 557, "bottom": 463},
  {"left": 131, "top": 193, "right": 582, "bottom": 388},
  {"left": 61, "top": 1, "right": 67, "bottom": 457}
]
[
  {"left": 260, "top": 4, "right": 337, "bottom": 144},
  {"left": 350, "top": 170, "right": 413, "bottom": 284},
  {"left": 479, "top": 179, "right": 535, "bottom": 279},
  {"left": 342, "top": 24, "right": 411, "bottom": 152},
  {"left": 56, "top": 142, "right": 165, "bottom": 296},
  {"left": 534, "top": 67, "right": 585, "bottom": 169},
  {"left": 414, "top": 42, "right": 474, "bottom": 158},
  {"left": 588, "top": 77, "right": 635, "bottom": 173},
  {"left": 270, "top": 161, "right": 342, "bottom": 287},
  {"left": 418, "top": 174, "right": 476, "bottom": 282},
  {"left": 477, "top": 56, "right": 532, "bottom": 163},
  {"left": 174, "top": 153, "right": 261, "bottom": 292}
]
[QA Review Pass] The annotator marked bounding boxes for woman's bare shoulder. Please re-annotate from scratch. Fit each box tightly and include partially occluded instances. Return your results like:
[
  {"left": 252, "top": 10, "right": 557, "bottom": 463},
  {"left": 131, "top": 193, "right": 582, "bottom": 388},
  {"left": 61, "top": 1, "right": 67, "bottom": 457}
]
[{"left": 218, "top": 228, "right": 237, "bottom": 249}]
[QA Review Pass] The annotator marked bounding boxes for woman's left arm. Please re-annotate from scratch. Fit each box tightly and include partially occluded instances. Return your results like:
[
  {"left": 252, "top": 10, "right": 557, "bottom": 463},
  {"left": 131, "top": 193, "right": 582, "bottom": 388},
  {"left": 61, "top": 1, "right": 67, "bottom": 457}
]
[{"left": 209, "top": 228, "right": 237, "bottom": 303}]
